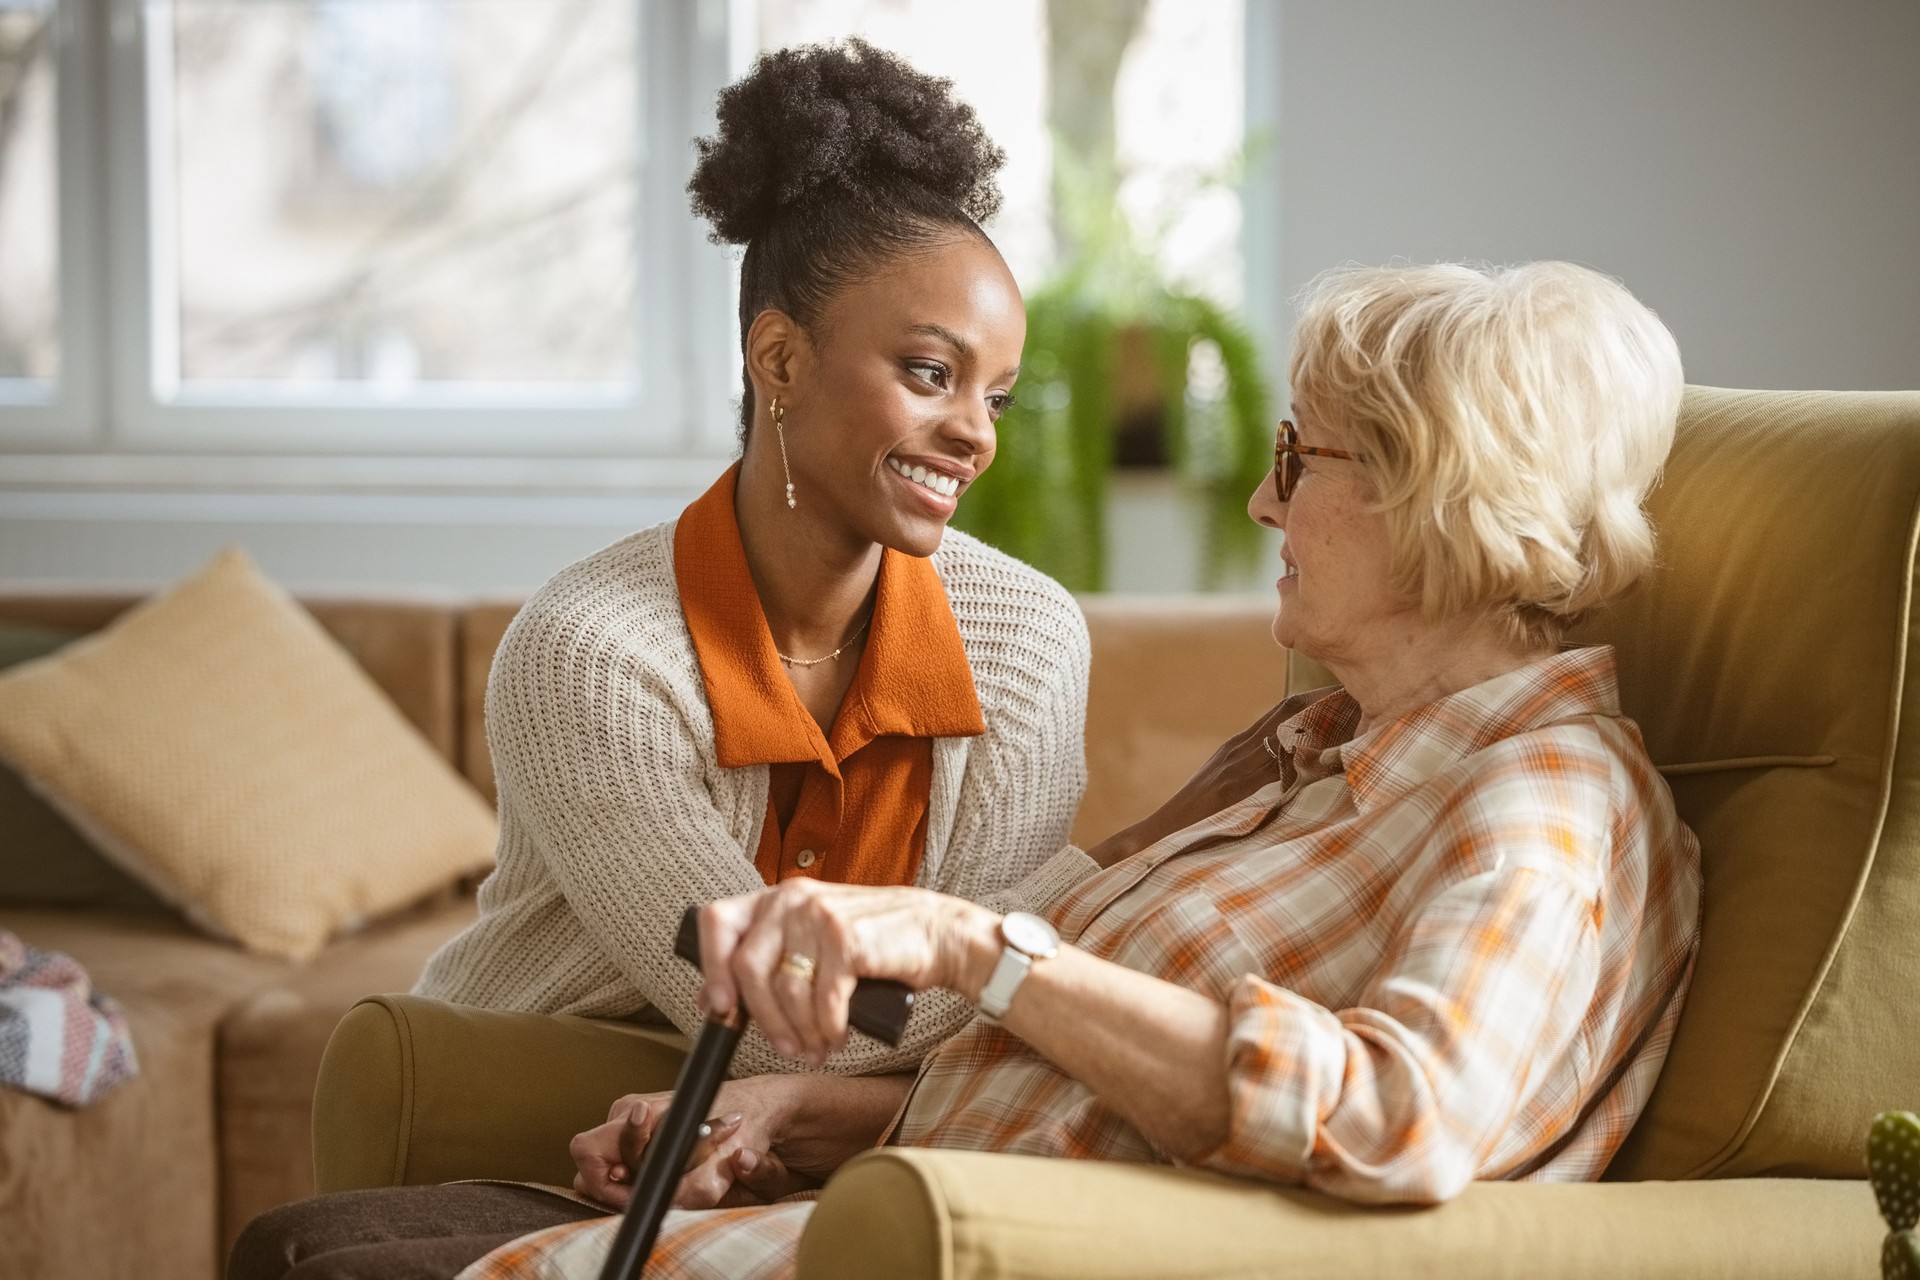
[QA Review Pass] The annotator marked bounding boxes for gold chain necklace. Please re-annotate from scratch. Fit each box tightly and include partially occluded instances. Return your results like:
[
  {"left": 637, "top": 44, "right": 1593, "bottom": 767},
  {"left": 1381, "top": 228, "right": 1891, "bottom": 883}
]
[{"left": 776, "top": 614, "right": 872, "bottom": 669}]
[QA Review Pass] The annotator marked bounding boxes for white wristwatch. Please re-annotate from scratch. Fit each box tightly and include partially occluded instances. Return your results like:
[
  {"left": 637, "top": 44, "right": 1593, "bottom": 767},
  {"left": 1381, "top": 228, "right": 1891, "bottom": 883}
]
[{"left": 975, "top": 911, "right": 1060, "bottom": 1020}]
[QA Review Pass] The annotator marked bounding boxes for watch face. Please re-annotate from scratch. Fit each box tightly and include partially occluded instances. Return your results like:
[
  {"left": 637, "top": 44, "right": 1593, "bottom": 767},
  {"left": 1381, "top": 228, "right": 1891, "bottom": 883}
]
[{"left": 1002, "top": 911, "right": 1059, "bottom": 958}]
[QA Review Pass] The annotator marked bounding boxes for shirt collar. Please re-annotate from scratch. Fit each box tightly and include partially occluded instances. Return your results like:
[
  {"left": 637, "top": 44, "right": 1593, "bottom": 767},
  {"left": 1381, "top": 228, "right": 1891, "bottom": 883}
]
[
  {"left": 1290, "top": 646, "right": 1622, "bottom": 812},
  {"left": 673, "top": 463, "right": 984, "bottom": 772}
]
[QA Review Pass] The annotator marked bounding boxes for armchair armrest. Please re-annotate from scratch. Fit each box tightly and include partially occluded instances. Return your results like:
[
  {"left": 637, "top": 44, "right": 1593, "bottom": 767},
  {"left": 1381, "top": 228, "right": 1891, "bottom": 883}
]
[
  {"left": 311, "top": 994, "right": 687, "bottom": 1192},
  {"left": 800, "top": 1149, "right": 1878, "bottom": 1280}
]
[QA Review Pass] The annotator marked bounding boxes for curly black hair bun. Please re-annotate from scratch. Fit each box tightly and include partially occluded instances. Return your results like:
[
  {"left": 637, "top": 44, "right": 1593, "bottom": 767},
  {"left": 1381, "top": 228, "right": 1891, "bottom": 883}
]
[{"left": 690, "top": 39, "right": 1006, "bottom": 245}]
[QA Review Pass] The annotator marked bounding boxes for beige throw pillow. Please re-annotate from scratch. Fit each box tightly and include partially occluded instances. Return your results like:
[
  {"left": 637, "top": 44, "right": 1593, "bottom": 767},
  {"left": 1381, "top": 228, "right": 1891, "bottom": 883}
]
[{"left": 0, "top": 548, "right": 496, "bottom": 960}]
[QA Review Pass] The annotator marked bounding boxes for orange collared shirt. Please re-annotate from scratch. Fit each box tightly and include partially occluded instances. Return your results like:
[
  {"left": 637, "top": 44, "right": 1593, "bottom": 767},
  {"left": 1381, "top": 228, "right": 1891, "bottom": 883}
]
[{"left": 673, "top": 464, "right": 986, "bottom": 887}]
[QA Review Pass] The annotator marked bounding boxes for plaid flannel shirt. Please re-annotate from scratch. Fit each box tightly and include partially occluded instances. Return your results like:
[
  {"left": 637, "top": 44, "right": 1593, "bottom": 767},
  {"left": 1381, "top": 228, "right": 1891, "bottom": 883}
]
[
  {"left": 460, "top": 645, "right": 1700, "bottom": 1280},
  {"left": 896, "top": 644, "right": 1700, "bottom": 1204}
]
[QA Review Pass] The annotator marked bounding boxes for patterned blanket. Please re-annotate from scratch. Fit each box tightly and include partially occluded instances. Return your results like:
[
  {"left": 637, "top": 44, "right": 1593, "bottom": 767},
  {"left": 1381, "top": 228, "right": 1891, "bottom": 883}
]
[{"left": 0, "top": 929, "right": 139, "bottom": 1107}]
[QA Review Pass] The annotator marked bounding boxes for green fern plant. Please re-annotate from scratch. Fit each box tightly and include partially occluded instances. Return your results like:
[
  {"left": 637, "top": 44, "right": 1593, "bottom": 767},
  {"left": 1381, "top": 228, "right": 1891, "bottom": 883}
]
[{"left": 955, "top": 151, "right": 1272, "bottom": 592}]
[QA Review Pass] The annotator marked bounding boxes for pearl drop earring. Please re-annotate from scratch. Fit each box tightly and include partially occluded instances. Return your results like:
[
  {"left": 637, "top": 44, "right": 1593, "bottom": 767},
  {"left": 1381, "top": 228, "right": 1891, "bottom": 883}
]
[{"left": 772, "top": 398, "right": 796, "bottom": 510}]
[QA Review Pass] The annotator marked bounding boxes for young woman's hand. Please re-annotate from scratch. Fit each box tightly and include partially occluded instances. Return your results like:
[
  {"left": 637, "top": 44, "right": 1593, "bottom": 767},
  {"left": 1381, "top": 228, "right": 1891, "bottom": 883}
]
[
  {"left": 696, "top": 880, "right": 1000, "bottom": 1064},
  {"left": 1084, "top": 686, "right": 1338, "bottom": 867},
  {"left": 569, "top": 1077, "right": 814, "bottom": 1211},
  {"left": 569, "top": 1072, "right": 914, "bottom": 1210}
]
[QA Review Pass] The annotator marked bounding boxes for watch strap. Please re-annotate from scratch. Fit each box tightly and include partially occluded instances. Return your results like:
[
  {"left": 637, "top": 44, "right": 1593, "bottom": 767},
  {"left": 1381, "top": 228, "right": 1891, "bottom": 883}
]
[{"left": 977, "top": 945, "right": 1032, "bottom": 1020}]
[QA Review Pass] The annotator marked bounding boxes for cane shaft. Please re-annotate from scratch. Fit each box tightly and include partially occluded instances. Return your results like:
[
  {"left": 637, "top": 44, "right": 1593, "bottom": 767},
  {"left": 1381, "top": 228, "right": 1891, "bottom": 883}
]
[
  {"left": 595, "top": 1014, "right": 745, "bottom": 1280},
  {"left": 597, "top": 906, "right": 917, "bottom": 1278}
]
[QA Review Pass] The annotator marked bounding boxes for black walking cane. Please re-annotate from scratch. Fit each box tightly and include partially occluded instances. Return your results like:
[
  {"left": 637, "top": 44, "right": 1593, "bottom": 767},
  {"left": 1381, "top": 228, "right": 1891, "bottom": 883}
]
[{"left": 595, "top": 905, "right": 915, "bottom": 1280}]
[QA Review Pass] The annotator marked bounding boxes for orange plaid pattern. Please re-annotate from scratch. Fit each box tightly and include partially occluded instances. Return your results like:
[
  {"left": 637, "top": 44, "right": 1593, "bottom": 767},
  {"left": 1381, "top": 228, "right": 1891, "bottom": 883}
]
[
  {"left": 898, "top": 645, "right": 1700, "bottom": 1203},
  {"left": 460, "top": 645, "right": 1699, "bottom": 1278},
  {"left": 456, "top": 1201, "right": 814, "bottom": 1280}
]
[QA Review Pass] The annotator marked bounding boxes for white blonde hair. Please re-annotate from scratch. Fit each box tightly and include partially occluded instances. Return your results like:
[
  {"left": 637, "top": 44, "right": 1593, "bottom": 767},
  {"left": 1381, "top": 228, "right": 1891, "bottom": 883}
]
[{"left": 1288, "top": 260, "right": 1684, "bottom": 646}]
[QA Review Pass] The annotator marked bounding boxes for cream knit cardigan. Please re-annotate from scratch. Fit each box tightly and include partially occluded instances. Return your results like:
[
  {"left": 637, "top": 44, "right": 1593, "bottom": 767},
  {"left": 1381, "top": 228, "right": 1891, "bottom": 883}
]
[{"left": 415, "top": 520, "right": 1096, "bottom": 1077}]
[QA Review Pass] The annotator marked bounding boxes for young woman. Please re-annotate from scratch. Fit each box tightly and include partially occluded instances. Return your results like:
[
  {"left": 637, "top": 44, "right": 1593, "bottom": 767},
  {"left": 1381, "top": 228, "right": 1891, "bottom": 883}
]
[
  {"left": 411, "top": 39, "right": 1095, "bottom": 1082},
  {"left": 229, "top": 40, "right": 1092, "bottom": 1280}
]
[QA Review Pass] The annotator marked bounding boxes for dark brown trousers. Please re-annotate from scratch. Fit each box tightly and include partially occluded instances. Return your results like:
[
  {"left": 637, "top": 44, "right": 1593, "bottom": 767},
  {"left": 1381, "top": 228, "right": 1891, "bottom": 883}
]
[{"left": 226, "top": 1183, "right": 608, "bottom": 1280}]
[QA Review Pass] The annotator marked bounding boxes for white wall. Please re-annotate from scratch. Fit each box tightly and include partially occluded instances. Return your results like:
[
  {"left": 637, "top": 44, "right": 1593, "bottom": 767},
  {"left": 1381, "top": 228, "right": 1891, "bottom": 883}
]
[
  {"left": 1266, "top": 0, "right": 1920, "bottom": 392},
  {"left": 5, "top": 1, "right": 1916, "bottom": 596}
]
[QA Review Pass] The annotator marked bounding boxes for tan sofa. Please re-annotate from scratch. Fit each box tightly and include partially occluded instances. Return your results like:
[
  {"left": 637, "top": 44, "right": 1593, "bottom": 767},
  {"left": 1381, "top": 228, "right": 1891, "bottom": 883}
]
[{"left": 309, "top": 387, "right": 1920, "bottom": 1278}]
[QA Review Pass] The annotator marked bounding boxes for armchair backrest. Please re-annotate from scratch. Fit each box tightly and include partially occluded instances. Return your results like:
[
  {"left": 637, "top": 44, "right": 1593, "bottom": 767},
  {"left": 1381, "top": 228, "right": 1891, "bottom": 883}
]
[{"left": 1573, "top": 385, "right": 1920, "bottom": 1180}]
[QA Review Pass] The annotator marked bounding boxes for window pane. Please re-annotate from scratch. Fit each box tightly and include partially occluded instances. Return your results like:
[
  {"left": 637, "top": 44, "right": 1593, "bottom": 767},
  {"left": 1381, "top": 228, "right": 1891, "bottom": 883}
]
[
  {"left": 755, "top": 0, "right": 1053, "bottom": 286},
  {"left": 162, "top": 0, "right": 641, "bottom": 392},
  {"left": 1114, "top": 0, "right": 1244, "bottom": 307},
  {"left": 0, "top": 0, "right": 59, "bottom": 387},
  {"left": 751, "top": 0, "right": 1243, "bottom": 302}
]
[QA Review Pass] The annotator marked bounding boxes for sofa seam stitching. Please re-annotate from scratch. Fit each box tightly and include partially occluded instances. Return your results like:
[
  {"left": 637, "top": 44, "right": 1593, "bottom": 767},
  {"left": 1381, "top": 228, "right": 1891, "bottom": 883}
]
[{"left": 387, "top": 995, "right": 419, "bottom": 1185}]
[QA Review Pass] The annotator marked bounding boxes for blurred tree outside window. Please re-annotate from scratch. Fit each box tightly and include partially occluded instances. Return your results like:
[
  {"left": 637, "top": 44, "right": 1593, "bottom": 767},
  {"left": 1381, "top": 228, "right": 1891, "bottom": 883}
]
[
  {"left": 311, "top": 0, "right": 454, "bottom": 192},
  {"left": 0, "top": 0, "right": 58, "bottom": 390},
  {"left": 164, "top": 0, "right": 641, "bottom": 391},
  {"left": 755, "top": 0, "right": 1243, "bottom": 303}
]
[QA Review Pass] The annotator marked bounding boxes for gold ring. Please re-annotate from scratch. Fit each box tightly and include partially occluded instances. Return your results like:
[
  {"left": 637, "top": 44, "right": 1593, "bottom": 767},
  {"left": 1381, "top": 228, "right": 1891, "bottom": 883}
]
[{"left": 778, "top": 952, "right": 817, "bottom": 984}]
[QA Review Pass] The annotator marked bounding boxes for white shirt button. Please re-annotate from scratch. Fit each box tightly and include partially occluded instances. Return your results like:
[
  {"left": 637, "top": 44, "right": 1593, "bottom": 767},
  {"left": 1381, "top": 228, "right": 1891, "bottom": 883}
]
[{"left": 795, "top": 849, "right": 817, "bottom": 869}]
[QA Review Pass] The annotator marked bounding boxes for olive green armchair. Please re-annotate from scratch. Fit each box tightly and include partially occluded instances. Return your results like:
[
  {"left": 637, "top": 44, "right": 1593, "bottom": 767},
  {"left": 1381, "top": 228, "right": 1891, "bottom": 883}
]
[{"left": 314, "top": 387, "right": 1920, "bottom": 1277}]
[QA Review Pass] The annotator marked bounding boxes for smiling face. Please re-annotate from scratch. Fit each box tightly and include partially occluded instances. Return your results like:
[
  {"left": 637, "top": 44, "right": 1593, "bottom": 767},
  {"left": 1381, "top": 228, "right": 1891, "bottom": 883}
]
[
  {"left": 746, "top": 232, "right": 1025, "bottom": 559},
  {"left": 1248, "top": 405, "right": 1412, "bottom": 667}
]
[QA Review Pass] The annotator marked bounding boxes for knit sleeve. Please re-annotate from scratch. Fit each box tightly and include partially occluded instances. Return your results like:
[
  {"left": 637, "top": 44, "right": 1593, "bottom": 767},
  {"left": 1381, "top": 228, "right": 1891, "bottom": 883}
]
[
  {"left": 935, "top": 538, "right": 1096, "bottom": 915},
  {"left": 475, "top": 592, "right": 769, "bottom": 1043}
]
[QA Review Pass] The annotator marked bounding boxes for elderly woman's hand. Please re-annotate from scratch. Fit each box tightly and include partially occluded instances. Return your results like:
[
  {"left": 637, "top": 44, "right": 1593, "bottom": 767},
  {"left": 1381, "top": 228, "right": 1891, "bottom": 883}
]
[
  {"left": 696, "top": 879, "right": 1000, "bottom": 1064},
  {"left": 695, "top": 883, "right": 1241, "bottom": 1173},
  {"left": 1086, "top": 686, "right": 1337, "bottom": 867}
]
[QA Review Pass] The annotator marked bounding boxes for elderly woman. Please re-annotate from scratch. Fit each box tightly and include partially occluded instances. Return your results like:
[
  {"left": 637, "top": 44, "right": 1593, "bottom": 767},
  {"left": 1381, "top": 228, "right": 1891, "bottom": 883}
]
[{"left": 462, "top": 260, "right": 1702, "bottom": 1280}]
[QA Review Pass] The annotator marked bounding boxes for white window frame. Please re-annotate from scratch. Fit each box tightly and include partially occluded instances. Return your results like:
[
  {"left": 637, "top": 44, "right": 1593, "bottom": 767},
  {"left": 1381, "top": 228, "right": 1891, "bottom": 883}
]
[
  {"left": 0, "top": 0, "right": 104, "bottom": 447},
  {"left": 5, "top": 0, "right": 742, "bottom": 467}
]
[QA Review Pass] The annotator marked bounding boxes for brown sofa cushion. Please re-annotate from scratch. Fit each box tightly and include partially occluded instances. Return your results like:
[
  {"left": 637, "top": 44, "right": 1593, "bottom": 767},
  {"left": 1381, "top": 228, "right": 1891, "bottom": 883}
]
[
  {"left": 460, "top": 601, "right": 521, "bottom": 803},
  {"left": 215, "top": 893, "right": 477, "bottom": 1258},
  {"left": 0, "top": 908, "right": 292, "bottom": 1280},
  {"left": 1572, "top": 386, "right": 1920, "bottom": 1180},
  {"left": 801, "top": 1149, "right": 1879, "bottom": 1280},
  {"left": 1074, "top": 595, "right": 1289, "bottom": 846},
  {"left": 0, "top": 896, "right": 477, "bottom": 1279}
]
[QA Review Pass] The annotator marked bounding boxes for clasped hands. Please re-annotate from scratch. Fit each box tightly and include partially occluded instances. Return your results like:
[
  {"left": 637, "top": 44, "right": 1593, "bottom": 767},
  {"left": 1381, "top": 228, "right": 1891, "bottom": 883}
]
[
  {"left": 571, "top": 878, "right": 999, "bottom": 1210},
  {"left": 570, "top": 1077, "right": 814, "bottom": 1211}
]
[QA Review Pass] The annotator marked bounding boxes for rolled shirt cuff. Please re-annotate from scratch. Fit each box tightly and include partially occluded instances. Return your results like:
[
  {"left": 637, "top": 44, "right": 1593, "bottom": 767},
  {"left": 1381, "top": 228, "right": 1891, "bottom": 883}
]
[{"left": 1187, "top": 974, "right": 1346, "bottom": 1185}]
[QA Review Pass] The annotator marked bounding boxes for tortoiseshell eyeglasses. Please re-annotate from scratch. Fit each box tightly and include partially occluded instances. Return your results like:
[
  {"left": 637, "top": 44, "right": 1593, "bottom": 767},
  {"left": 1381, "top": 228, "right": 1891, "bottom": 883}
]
[{"left": 1273, "top": 419, "right": 1357, "bottom": 502}]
